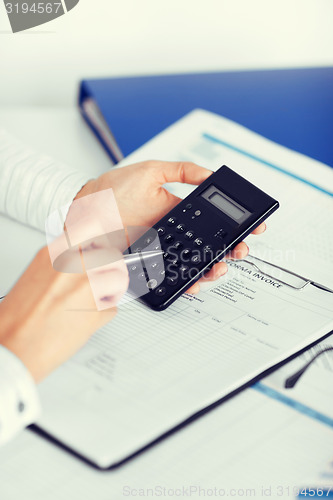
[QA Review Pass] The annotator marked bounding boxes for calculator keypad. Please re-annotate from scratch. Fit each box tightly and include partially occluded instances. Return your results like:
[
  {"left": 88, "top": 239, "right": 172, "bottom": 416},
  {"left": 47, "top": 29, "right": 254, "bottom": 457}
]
[
  {"left": 127, "top": 204, "right": 227, "bottom": 303},
  {"left": 151, "top": 211, "right": 215, "bottom": 296}
]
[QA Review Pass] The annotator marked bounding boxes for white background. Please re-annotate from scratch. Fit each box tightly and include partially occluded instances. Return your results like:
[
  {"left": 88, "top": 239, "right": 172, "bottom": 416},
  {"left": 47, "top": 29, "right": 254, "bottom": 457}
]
[{"left": 1, "top": 0, "right": 333, "bottom": 106}]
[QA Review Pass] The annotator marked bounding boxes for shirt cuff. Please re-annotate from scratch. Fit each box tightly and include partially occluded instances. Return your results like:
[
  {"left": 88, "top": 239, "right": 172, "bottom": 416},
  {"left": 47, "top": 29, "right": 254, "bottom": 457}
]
[{"left": 0, "top": 346, "right": 41, "bottom": 445}]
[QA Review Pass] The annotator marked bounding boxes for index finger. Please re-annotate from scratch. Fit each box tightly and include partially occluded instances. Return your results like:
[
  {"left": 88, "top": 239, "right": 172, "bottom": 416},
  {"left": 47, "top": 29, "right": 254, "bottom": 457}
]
[{"left": 155, "top": 161, "right": 213, "bottom": 186}]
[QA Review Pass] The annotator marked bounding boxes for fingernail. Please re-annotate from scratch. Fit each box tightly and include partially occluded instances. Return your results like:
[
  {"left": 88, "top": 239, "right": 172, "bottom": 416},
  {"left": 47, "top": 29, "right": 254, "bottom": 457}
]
[{"left": 100, "top": 295, "right": 112, "bottom": 302}]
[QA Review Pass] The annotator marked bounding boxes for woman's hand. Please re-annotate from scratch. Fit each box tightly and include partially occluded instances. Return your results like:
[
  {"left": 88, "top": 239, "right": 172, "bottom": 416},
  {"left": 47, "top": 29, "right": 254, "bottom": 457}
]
[
  {"left": 0, "top": 160, "right": 266, "bottom": 383},
  {"left": 0, "top": 245, "right": 128, "bottom": 383},
  {"left": 76, "top": 161, "right": 266, "bottom": 293}
]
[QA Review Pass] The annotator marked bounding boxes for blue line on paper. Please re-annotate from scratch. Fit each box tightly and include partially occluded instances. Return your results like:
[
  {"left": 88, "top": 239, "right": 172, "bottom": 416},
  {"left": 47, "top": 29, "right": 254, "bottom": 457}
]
[
  {"left": 202, "top": 133, "right": 333, "bottom": 197},
  {"left": 253, "top": 382, "right": 333, "bottom": 429}
]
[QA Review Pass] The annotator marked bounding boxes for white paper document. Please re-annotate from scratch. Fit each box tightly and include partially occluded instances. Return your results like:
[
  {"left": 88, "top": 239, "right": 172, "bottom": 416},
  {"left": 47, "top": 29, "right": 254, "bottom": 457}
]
[
  {"left": 119, "top": 109, "right": 333, "bottom": 288},
  {"left": 1, "top": 383, "right": 332, "bottom": 500},
  {"left": 37, "top": 110, "right": 333, "bottom": 469}
]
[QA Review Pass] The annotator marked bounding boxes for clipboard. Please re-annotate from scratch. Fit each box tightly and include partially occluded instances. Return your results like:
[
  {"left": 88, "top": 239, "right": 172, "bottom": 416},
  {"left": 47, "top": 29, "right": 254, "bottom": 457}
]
[
  {"left": 34, "top": 247, "right": 333, "bottom": 469},
  {"left": 238, "top": 254, "right": 333, "bottom": 294}
]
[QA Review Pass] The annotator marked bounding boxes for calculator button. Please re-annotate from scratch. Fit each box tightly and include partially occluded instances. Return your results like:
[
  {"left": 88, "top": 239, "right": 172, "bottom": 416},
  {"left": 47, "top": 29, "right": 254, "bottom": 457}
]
[
  {"left": 179, "top": 264, "right": 189, "bottom": 276},
  {"left": 181, "top": 248, "right": 191, "bottom": 260},
  {"left": 138, "top": 272, "right": 147, "bottom": 281},
  {"left": 166, "top": 276, "right": 179, "bottom": 286},
  {"left": 167, "top": 217, "right": 177, "bottom": 226},
  {"left": 173, "top": 241, "right": 183, "bottom": 251},
  {"left": 155, "top": 286, "right": 167, "bottom": 297},
  {"left": 167, "top": 254, "right": 178, "bottom": 264},
  {"left": 163, "top": 251, "right": 170, "bottom": 260},
  {"left": 133, "top": 246, "right": 142, "bottom": 252},
  {"left": 191, "top": 255, "right": 201, "bottom": 265},
  {"left": 176, "top": 223, "right": 186, "bottom": 233},
  {"left": 203, "top": 245, "right": 214, "bottom": 260},
  {"left": 193, "top": 238, "right": 204, "bottom": 247},
  {"left": 129, "top": 264, "right": 139, "bottom": 273},
  {"left": 150, "top": 262, "right": 160, "bottom": 270},
  {"left": 182, "top": 203, "right": 193, "bottom": 213},
  {"left": 165, "top": 253, "right": 178, "bottom": 265},
  {"left": 157, "top": 227, "right": 166, "bottom": 236},
  {"left": 184, "top": 230, "right": 195, "bottom": 240},
  {"left": 147, "top": 279, "right": 158, "bottom": 290},
  {"left": 158, "top": 269, "right": 166, "bottom": 278},
  {"left": 215, "top": 228, "right": 227, "bottom": 238},
  {"left": 164, "top": 234, "right": 175, "bottom": 244},
  {"left": 168, "top": 257, "right": 179, "bottom": 266},
  {"left": 194, "top": 210, "right": 201, "bottom": 217},
  {"left": 203, "top": 245, "right": 213, "bottom": 253},
  {"left": 144, "top": 235, "right": 154, "bottom": 245}
]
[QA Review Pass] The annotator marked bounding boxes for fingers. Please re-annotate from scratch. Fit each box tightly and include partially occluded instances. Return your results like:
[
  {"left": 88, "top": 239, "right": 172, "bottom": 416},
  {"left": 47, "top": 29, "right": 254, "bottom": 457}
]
[
  {"left": 183, "top": 242, "right": 249, "bottom": 296},
  {"left": 184, "top": 261, "right": 228, "bottom": 295},
  {"left": 251, "top": 222, "right": 266, "bottom": 235},
  {"left": 162, "top": 193, "right": 183, "bottom": 212},
  {"left": 154, "top": 161, "right": 213, "bottom": 186},
  {"left": 225, "top": 241, "right": 249, "bottom": 260},
  {"left": 185, "top": 282, "right": 200, "bottom": 295},
  {"left": 87, "top": 261, "right": 129, "bottom": 311},
  {"left": 200, "top": 261, "right": 228, "bottom": 282}
]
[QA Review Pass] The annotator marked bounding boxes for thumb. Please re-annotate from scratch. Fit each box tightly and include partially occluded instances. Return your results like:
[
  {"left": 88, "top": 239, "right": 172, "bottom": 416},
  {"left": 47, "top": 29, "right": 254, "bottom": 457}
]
[
  {"left": 156, "top": 161, "right": 213, "bottom": 186},
  {"left": 164, "top": 193, "right": 183, "bottom": 211}
]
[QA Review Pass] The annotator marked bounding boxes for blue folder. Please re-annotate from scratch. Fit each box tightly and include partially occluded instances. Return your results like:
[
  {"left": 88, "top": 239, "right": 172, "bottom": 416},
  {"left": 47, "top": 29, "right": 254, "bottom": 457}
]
[{"left": 78, "top": 67, "right": 333, "bottom": 167}]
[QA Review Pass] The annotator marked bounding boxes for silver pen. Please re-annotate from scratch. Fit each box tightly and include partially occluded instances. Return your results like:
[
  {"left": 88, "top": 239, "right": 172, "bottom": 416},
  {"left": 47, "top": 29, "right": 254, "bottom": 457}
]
[{"left": 123, "top": 250, "right": 164, "bottom": 266}]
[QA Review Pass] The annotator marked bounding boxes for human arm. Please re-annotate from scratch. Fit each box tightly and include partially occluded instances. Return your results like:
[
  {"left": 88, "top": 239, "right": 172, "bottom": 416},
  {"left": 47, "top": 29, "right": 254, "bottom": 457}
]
[
  {"left": 0, "top": 181, "right": 128, "bottom": 444},
  {"left": 0, "top": 153, "right": 265, "bottom": 444},
  {"left": 0, "top": 129, "right": 91, "bottom": 231},
  {"left": 0, "top": 241, "right": 128, "bottom": 445}
]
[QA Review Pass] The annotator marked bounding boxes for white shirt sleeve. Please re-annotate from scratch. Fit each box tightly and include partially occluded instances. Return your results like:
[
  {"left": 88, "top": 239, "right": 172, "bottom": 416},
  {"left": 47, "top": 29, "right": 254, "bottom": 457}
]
[
  {"left": 0, "top": 130, "right": 93, "bottom": 444},
  {"left": 0, "top": 346, "right": 41, "bottom": 445},
  {"left": 0, "top": 129, "right": 92, "bottom": 232}
]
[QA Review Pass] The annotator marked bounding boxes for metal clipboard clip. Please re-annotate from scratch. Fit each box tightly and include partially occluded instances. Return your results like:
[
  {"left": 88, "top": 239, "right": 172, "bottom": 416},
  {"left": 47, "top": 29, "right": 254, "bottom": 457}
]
[{"left": 228, "top": 254, "right": 333, "bottom": 293}]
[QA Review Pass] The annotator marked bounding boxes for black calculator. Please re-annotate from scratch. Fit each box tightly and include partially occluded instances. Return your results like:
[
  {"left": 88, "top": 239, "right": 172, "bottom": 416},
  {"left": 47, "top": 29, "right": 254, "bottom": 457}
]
[{"left": 125, "top": 165, "right": 279, "bottom": 311}]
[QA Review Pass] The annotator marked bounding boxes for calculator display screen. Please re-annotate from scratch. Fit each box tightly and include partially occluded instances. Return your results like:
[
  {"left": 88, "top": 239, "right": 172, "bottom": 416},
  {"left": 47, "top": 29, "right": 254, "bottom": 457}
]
[{"left": 201, "top": 185, "right": 252, "bottom": 223}]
